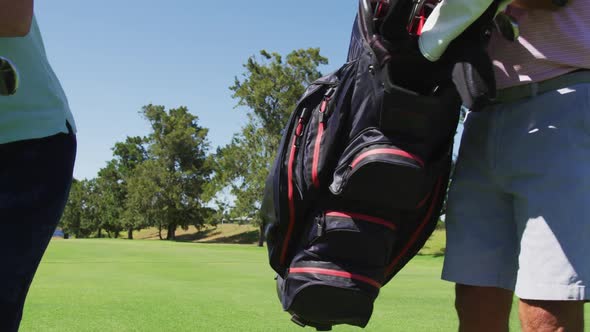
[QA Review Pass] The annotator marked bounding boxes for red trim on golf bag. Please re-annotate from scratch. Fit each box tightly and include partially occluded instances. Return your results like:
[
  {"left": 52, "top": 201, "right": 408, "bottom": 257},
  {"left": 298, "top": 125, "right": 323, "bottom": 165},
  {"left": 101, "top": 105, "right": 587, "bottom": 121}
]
[
  {"left": 267, "top": 71, "right": 348, "bottom": 273},
  {"left": 326, "top": 211, "right": 397, "bottom": 231},
  {"left": 350, "top": 148, "right": 424, "bottom": 169},
  {"left": 386, "top": 177, "right": 443, "bottom": 276},
  {"left": 312, "top": 120, "right": 325, "bottom": 189},
  {"left": 415, "top": 189, "right": 432, "bottom": 209},
  {"left": 312, "top": 91, "right": 334, "bottom": 189},
  {"left": 289, "top": 267, "right": 382, "bottom": 289},
  {"left": 281, "top": 136, "right": 299, "bottom": 266}
]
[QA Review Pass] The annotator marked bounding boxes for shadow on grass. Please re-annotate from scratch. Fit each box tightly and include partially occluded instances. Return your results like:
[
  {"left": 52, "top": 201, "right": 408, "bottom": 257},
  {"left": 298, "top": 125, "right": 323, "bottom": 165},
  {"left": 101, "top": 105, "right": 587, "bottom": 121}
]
[
  {"left": 201, "top": 230, "right": 259, "bottom": 244},
  {"left": 174, "top": 229, "right": 259, "bottom": 244},
  {"left": 174, "top": 228, "right": 221, "bottom": 242},
  {"left": 417, "top": 247, "right": 446, "bottom": 258}
]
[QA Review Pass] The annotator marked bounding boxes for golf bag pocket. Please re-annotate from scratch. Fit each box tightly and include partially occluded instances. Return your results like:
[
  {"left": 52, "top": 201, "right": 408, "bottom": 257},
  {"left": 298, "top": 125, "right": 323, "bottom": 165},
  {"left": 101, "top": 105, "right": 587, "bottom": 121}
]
[
  {"left": 276, "top": 209, "right": 394, "bottom": 329},
  {"left": 306, "top": 210, "right": 397, "bottom": 268},
  {"left": 277, "top": 263, "right": 380, "bottom": 330},
  {"left": 330, "top": 128, "right": 435, "bottom": 209},
  {"left": 380, "top": 86, "right": 460, "bottom": 150}
]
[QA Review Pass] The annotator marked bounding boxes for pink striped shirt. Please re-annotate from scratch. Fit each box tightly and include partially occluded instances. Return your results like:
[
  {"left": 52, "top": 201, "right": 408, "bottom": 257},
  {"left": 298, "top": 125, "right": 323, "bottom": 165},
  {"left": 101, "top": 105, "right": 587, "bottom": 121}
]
[{"left": 490, "top": 1, "right": 590, "bottom": 89}]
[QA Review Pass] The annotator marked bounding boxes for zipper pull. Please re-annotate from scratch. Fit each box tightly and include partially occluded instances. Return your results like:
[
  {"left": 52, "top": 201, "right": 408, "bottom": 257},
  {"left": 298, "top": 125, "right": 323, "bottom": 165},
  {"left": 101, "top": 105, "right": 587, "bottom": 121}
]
[
  {"left": 319, "top": 98, "right": 329, "bottom": 114},
  {"left": 295, "top": 108, "right": 309, "bottom": 135},
  {"left": 319, "top": 87, "right": 336, "bottom": 123},
  {"left": 316, "top": 214, "right": 325, "bottom": 237},
  {"left": 294, "top": 108, "right": 309, "bottom": 146},
  {"left": 298, "top": 107, "right": 310, "bottom": 125},
  {"left": 325, "top": 86, "right": 336, "bottom": 99}
]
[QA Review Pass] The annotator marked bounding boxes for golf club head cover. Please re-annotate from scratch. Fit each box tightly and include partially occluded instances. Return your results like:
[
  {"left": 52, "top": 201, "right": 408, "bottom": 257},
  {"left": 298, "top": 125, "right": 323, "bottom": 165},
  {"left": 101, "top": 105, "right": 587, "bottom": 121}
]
[{"left": 444, "top": 0, "right": 500, "bottom": 111}]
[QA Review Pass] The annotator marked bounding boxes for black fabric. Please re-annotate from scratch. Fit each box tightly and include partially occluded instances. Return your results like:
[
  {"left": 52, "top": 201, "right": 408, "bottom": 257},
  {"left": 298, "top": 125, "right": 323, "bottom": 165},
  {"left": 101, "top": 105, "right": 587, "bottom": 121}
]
[
  {"left": 446, "top": 0, "right": 500, "bottom": 110},
  {"left": 263, "top": 45, "right": 459, "bottom": 330},
  {"left": 262, "top": 0, "right": 503, "bottom": 328},
  {"left": 0, "top": 132, "right": 77, "bottom": 332}
]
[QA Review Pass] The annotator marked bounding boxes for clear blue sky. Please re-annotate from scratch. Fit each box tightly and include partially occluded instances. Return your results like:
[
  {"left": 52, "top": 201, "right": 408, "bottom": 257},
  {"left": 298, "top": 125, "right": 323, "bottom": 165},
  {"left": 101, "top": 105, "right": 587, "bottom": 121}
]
[{"left": 35, "top": 0, "right": 358, "bottom": 180}]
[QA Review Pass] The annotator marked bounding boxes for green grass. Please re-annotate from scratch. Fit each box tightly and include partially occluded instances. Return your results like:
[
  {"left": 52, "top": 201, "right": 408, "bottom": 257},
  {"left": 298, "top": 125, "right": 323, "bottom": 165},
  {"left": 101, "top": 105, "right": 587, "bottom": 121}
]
[
  {"left": 133, "top": 224, "right": 260, "bottom": 244},
  {"left": 417, "top": 227, "right": 446, "bottom": 256},
  {"left": 21, "top": 238, "right": 589, "bottom": 331}
]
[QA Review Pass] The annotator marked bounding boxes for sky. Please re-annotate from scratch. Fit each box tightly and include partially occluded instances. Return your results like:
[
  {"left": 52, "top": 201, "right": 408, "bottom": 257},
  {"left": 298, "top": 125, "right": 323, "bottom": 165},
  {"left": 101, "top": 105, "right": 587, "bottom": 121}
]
[{"left": 35, "top": 0, "right": 359, "bottom": 180}]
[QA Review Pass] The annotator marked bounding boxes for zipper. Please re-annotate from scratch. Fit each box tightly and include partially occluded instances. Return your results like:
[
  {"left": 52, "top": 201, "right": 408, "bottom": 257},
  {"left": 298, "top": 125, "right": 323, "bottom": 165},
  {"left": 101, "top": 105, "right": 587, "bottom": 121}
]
[
  {"left": 291, "top": 81, "right": 337, "bottom": 118},
  {"left": 334, "top": 147, "right": 423, "bottom": 194},
  {"left": 351, "top": 148, "right": 424, "bottom": 169},
  {"left": 349, "top": 159, "right": 419, "bottom": 179},
  {"left": 336, "top": 127, "right": 388, "bottom": 167},
  {"left": 280, "top": 107, "right": 311, "bottom": 266},
  {"left": 278, "top": 82, "right": 338, "bottom": 266},
  {"left": 316, "top": 214, "right": 325, "bottom": 237},
  {"left": 325, "top": 211, "right": 397, "bottom": 231},
  {"left": 312, "top": 87, "right": 337, "bottom": 189}
]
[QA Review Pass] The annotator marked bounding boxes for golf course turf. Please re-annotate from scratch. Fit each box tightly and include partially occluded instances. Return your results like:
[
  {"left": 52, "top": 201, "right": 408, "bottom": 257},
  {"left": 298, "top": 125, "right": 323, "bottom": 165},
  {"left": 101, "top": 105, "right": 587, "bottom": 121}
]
[{"left": 20, "top": 236, "right": 589, "bottom": 331}]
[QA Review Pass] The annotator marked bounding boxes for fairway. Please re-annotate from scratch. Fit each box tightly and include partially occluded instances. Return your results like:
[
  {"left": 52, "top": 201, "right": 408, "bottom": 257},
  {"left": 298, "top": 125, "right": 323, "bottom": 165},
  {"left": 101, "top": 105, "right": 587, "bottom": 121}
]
[{"left": 21, "top": 239, "right": 589, "bottom": 331}]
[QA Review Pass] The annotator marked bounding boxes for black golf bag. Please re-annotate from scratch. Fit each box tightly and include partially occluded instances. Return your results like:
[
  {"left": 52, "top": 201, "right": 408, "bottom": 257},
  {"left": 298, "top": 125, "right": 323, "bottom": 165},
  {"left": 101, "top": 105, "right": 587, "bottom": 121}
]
[{"left": 262, "top": 0, "right": 500, "bottom": 330}]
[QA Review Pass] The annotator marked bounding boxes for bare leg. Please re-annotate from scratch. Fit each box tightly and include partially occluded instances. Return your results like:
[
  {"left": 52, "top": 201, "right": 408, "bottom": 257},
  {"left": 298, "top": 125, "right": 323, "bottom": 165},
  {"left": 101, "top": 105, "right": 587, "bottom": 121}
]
[
  {"left": 519, "top": 299, "right": 584, "bottom": 332},
  {"left": 455, "top": 284, "right": 514, "bottom": 332}
]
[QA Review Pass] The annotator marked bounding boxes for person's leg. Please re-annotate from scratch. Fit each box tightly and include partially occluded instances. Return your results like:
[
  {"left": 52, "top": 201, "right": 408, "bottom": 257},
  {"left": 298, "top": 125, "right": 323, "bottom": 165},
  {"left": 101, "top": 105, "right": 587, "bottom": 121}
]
[
  {"left": 498, "top": 83, "right": 590, "bottom": 331},
  {"left": 442, "top": 107, "right": 520, "bottom": 330},
  {"left": 519, "top": 300, "right": 584, "bottom": 332},
  {"left": 0, "top": 131, "right": 76, "bottom": 331},
  {"left": 456, "top": 284, "right": 513, "bottom": 332}
]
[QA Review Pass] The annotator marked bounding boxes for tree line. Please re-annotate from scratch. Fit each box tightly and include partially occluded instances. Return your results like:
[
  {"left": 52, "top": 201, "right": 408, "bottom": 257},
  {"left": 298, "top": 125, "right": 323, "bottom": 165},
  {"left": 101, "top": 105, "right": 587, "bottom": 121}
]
[{"left": 60, "top": 48, "right": 328, "bottom": 246}]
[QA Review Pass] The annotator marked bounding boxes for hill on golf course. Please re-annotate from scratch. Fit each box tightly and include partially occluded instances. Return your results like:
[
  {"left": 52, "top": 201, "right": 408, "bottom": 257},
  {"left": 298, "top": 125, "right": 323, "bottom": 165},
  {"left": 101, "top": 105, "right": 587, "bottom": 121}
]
[
  {"left": 133, "top": 224, "right": 260, "bottom": 244},
  {"left": 131, "top": 223, "right": 446, "bottom": 256}
]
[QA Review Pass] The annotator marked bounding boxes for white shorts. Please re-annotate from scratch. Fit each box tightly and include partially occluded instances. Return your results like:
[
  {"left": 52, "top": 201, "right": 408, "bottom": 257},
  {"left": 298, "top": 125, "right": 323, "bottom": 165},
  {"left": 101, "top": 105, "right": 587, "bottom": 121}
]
[{"left": 442, "top": 82, "right": 590, "bottom": 301}]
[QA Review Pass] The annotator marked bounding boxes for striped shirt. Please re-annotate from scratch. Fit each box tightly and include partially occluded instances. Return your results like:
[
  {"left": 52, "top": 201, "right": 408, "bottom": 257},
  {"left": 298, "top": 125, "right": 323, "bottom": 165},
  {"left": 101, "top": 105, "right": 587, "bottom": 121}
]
[{"left": 490, "top": 1, "right": 590, "bottom": 89}]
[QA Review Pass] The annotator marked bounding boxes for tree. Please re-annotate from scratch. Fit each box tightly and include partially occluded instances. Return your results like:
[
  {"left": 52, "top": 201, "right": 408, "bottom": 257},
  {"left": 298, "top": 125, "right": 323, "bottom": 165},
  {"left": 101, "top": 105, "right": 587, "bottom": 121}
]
[
  {"left": 231, "top": 49, "right": 328, "bottom": 138},
  {"left": 126, "top": 159, "right": 170, "bottom": 240},
  {"left": 126, "top": 105, "right": 212, "bottom": 240},
  {"left": 91, "top": 163, "right": 126, "bottom": 238},
  {"left": 105, "top": 136, "right": 149, "bottom": 239},
  {"left": 210, "top": 48, "right": 328, "bottom": 246},
  {"left": 210, "top": 123, "right": 273, "bottom": 246},
  {"left": 87, "top": 136, "right": 149, "bottom": 239},
  {"left": 60, "top": 179, "right": 83, "bottom": 238},
  {"left": 60, "top": 179, "right": 99, "bottom": 238},
  {"left": 81, "top": 179, "right": 105, "bottom": 237}
]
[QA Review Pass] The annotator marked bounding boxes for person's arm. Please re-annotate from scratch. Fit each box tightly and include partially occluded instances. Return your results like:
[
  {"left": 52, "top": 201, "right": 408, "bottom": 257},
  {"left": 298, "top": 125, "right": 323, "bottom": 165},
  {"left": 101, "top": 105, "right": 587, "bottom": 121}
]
[{"left": 0, "top": 0, "right": 34, "bottom": 37}]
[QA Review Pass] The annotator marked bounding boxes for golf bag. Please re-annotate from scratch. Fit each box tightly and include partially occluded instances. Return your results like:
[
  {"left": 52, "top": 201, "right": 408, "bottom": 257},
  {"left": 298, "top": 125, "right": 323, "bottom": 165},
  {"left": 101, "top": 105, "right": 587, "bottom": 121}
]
[{"left": 262, "top": 0, "right": 500, "bottom": 330}]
